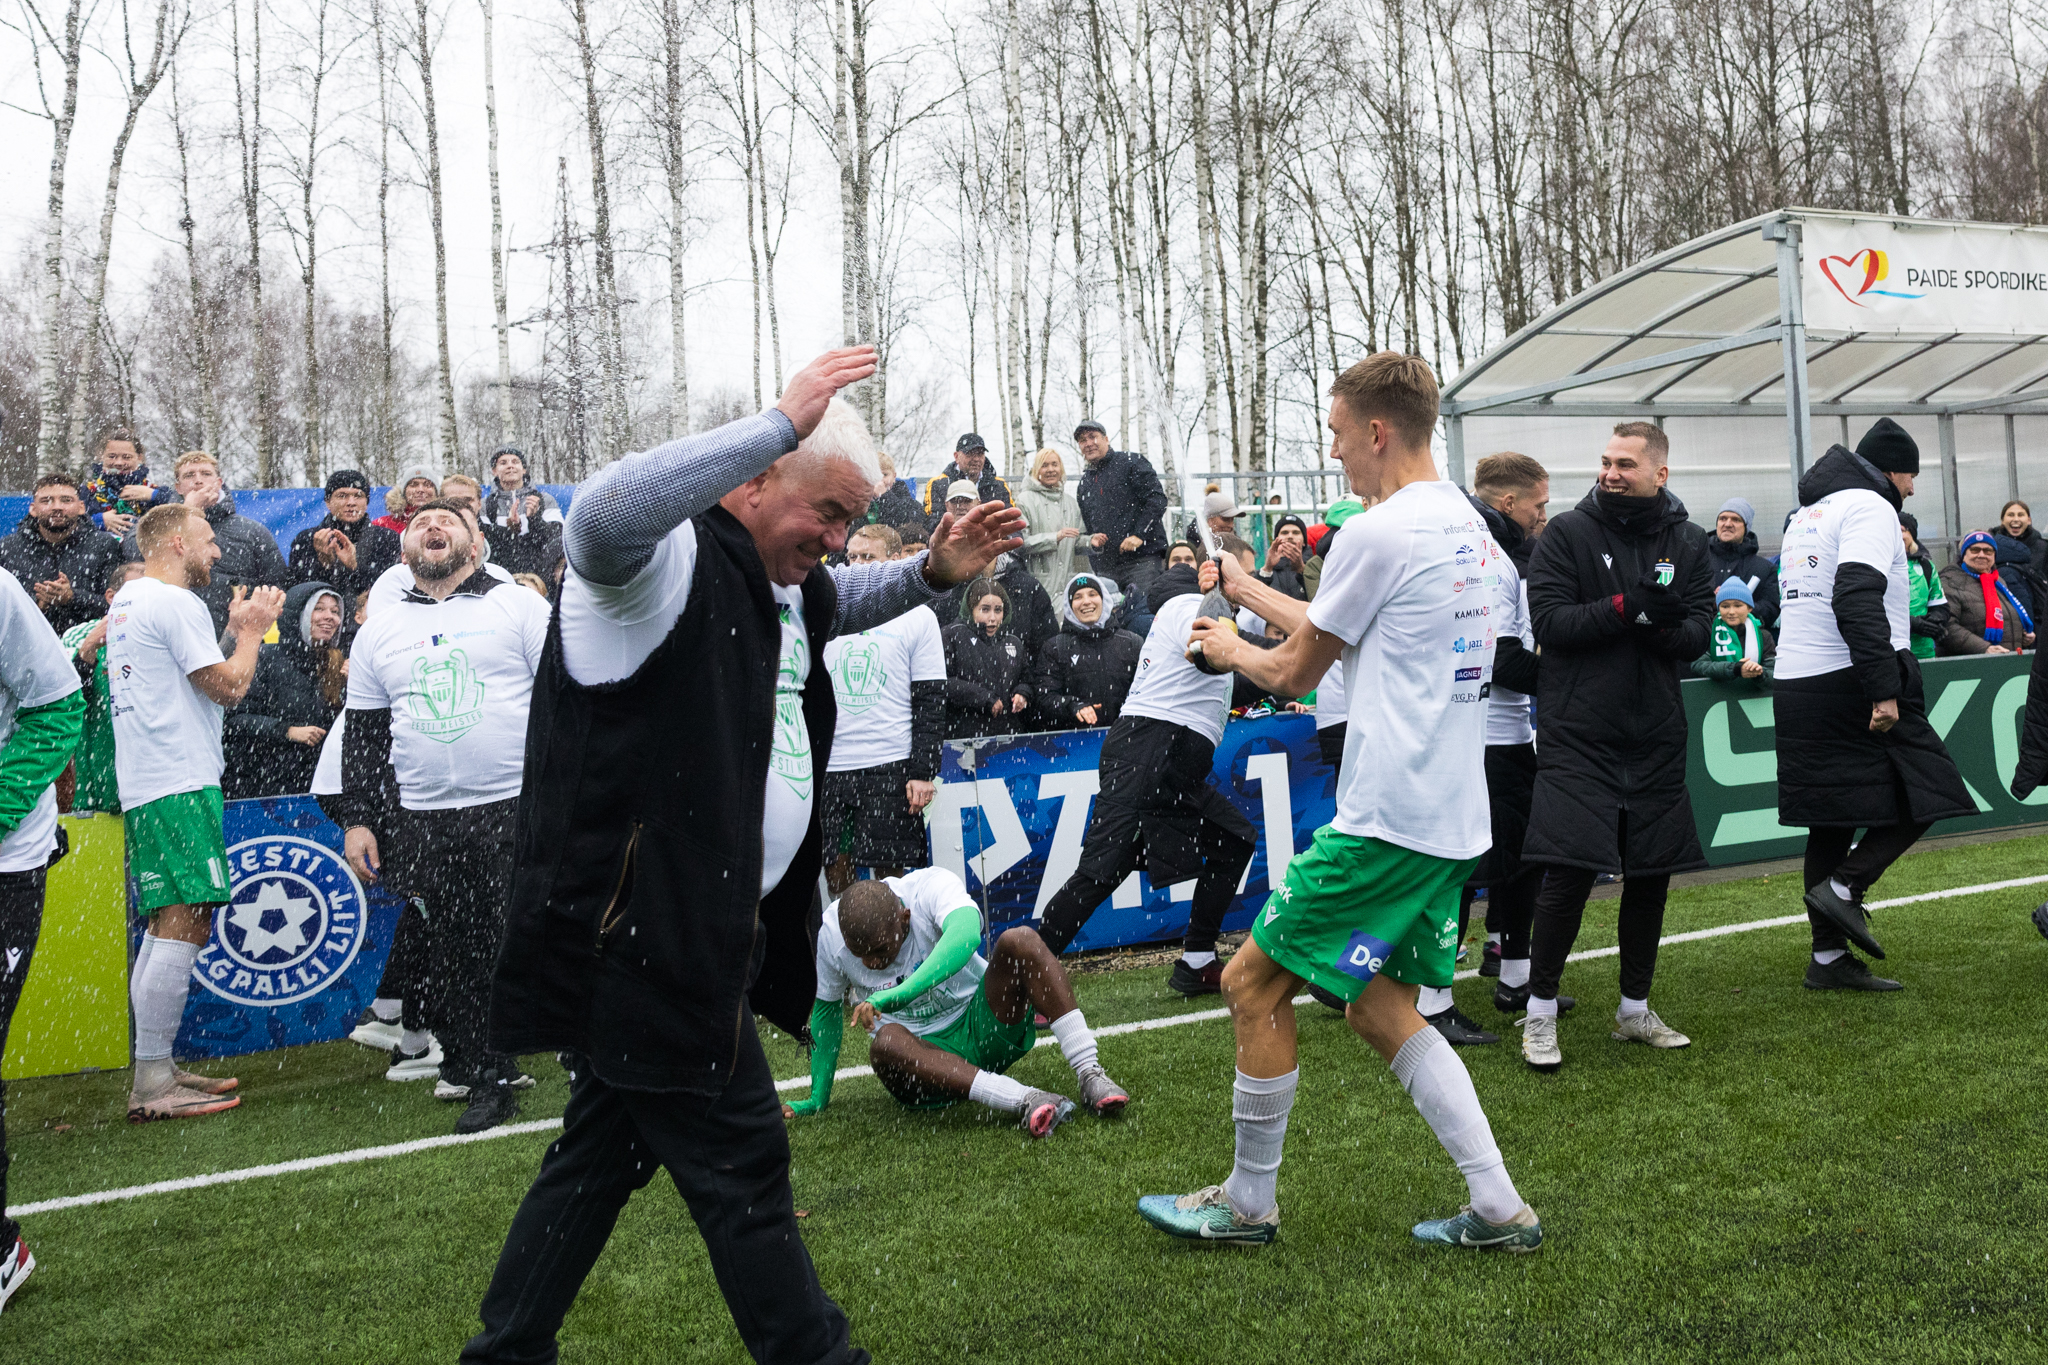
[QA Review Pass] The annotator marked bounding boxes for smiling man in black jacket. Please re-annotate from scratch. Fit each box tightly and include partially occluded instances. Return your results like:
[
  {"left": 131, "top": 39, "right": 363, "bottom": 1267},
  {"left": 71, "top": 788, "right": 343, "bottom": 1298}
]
[
  {"left": 1519, "top": 422, "right": 1712, "bottom": 1072},
  {"left": 1076, "top": 420, "right": 1170, "bottom": 604}
]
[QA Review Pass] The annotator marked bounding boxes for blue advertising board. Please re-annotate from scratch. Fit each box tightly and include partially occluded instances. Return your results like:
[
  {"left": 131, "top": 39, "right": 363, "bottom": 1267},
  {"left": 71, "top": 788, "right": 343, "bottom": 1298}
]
[
  {"left": 171, "top": 795, "right": 408, "bottom": 1059},
  {"left": 929, "top": 713, "right": 1336, "bottom": 951}
]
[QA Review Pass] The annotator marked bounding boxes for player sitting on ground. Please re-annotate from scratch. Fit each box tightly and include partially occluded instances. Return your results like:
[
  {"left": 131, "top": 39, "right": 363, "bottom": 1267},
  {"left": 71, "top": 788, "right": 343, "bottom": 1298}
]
[{"left": 784, "top": 868, "right": 1128, "bottom": 1136}]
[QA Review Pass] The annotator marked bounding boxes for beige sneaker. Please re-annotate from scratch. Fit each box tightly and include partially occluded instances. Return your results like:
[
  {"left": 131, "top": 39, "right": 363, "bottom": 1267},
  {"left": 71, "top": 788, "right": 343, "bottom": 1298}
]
[
  {"left": 175, "top": 1068, "right": 238, "bottom": 1095},
  {"left": 128, "top": 1085, "right": 241, "bottom": 1123},
  {"left": 1521, "top": 1014, "right": 1563, "bottom": 1071},
  {"left": 1611, "top": 1009, "right": 1690, "bottom": 1049}
]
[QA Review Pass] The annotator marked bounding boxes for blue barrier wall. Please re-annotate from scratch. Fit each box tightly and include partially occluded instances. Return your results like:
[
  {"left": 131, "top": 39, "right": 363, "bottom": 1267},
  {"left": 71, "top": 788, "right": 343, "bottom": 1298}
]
[{"left": 1, "top": 483, "right": 576, "bottom": 549}]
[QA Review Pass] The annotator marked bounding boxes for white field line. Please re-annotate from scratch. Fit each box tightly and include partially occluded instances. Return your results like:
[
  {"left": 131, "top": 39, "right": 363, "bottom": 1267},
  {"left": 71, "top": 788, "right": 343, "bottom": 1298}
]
[{"left": 16, "top": 872, "right": 2047, "bottom": 1221}]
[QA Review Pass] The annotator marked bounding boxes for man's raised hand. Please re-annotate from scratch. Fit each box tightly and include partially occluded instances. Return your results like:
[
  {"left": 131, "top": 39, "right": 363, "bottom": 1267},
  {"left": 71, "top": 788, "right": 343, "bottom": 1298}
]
[
  {"left": 776, "top": 346, "right": 879, "bottom": 440},
  {"left": 922, "top": 501, "right": 1026, "bottom": 587},
  {"left": 228, "top": 583, "right": 286, "bottom": 638}
]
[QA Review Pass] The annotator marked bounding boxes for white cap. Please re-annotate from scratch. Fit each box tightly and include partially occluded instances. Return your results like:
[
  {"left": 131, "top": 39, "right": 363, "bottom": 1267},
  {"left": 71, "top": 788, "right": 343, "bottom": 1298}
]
[
  {"left": 946, "top": 480, "right": 979, "bottom": 503},
  {"left": 1202, "top": 490, "right": 1242, "bottom": 519}
]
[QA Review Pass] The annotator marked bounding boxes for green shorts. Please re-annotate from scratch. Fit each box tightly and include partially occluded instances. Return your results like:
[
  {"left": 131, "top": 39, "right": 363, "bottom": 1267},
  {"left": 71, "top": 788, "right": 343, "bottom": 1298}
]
[
  {"left": 126, "top": 787, "right": 230, "bottom": 913},
  {"left": 1250, "top": 826, "right": 1479, "bottom": 1001},
  {"left": 898, "top": 979, "right": 1037, "bottom": 1107}
]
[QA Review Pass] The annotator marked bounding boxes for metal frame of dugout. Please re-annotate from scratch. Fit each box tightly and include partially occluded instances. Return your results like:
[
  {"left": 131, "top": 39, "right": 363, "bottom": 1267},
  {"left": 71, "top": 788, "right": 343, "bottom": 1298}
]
[{"left": 1440, "top": 207, "right": 2048, "bottom": 552}]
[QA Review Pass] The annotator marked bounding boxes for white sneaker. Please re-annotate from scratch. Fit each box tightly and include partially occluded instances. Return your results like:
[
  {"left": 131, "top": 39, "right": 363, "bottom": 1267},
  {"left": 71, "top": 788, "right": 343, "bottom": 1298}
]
[
  {"left": 1521, "top": 1014, "right": 1562, "bottom": 1072},
  {"left": 349, "top": 1012, "right": 404, "bottom": 1051},
  {"left": 386, "top": 1038, "right": 443, "bottom": 1082},
  {"left": 435, "top": 1070, "right": 535, "bottom": 1101},
  {"left": 1611, "top": 1009, "right": 1690, "bottom": 1049},
  {"left": 0, "top": 1233, "right": 33, "bottom": 1316}
]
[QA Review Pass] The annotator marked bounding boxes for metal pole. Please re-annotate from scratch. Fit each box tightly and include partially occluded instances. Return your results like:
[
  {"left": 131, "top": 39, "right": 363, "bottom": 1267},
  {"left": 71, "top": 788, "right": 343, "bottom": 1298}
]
[
  {"left": 1839, "top": 415, "right": 1851, "bottom": 448},
  {"left": 1764, "top": 219, "right": 1812, "bottom": 493},
  {"left": 1939, "top": 412, "right": 1962, "bottom": 545},
  {"left": 2006, "top": 414, "right": 2020, "bottom": 503},
  {"left": 1446, "top": 411, "right": 1466, "bottom": 487}
]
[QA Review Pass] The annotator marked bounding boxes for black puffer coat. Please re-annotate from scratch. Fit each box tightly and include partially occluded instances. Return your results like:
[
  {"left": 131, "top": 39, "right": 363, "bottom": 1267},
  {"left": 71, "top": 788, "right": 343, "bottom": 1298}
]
[
  {"left": 1523, "top": 487, "right": 1714, "bottom": 875},
  {"left": 223, "top": 581, "right": 347, "bottom": 799},
  {"left": 1704, "top": 527, "right": 1781, "bottom": 627},
  {"left": 1772, "top": 446, "right": 1974, "bottom": 829},
  {"left": 940, "top": 622, "right": 1035, "bottom": 738},
  {"left": 1030, "top": 617, "right": 1143, "bottom": 729},
  {"left": 2011, "top": 634, "right": 2048, "bottom": 799}
]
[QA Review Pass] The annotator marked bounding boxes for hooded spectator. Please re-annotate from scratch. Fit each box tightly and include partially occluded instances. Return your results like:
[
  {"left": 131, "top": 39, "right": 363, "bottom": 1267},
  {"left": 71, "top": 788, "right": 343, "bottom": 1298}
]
[
  {"left": 864, "top": 452, "right": 928, "bottom": 534},
  {"left": 374, "top": 465, "right": 442, "bottom": 534},
  {"left": 78, "top": 427, "right": 176, "bottom": 535},
  {"left": 1942, "top": 531, "right": 2033, "bottom": 651},
  {"left": 0, "top": 473, "right": 125, "bottom": 633},
  {"left": 932, "top": 549, "right": 1057, "bottom": 656},
  {"left": 1691, "top": 579, "right": 1776, "bottom": 684},
  {"left": 123, "top": 451, "right": 290, "bottom": 635},
  {"left": 921, "top": 432, "right": 1013, "bottom": 517},
  {"left": 1017, "top": 448, "right": 1087, "bottom": 598},
  {"left": 289, "top": 469, "right": 403, "bottom": 598},
  {"left": 1030, "top": 573, "right": 1143, "bottom": 729},
  {"left": 1704, "top": 496, "right": 1781, "bottom": 627},
  {"left": 223, "top": 580, "right": 350, "bottom": 799},
  {"left": 940, "top": 577, "right": 1034, "bottom": 737},
  {"left": 1075, "top": 419, "right": 1169, "bottom": 602}
]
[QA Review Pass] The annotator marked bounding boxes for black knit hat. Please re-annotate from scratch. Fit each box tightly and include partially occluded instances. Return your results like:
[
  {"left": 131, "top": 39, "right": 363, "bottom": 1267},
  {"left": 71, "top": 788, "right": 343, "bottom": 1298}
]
[
  {"left": 324, "top": 469, "right": 370, "bottom": 495},
  {"left": 1856, "top": 418, "right": 1919, "bottom": 475},
  {"left": 1899, "top": 510, "right": 1919, "bottom": 538}
]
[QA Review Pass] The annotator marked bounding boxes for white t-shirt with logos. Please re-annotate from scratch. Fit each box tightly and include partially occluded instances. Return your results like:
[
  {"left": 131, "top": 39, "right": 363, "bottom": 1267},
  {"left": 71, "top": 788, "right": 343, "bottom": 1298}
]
[
  {"left": 1775, "top": 487, "right": 1910, "bottom": 680},
  {"left": 559, "top": 519, "right": 813, "bottom": 897},
  {"left": 1123, "top": 592, "right": 1235, "bottom": 745},
  {"left": 1485, "top": 561, "right": 1535, "bottom": 748},
  {"left": 106, "top": 575, "right": 228, "bottom": 810},
  {"left": 813, "top": 866, "right": 985, "bottom": 1035},
  {"left": 0, "top": 574, "right": 83, "bottom": 871},
  {"left": 345, "top": 578, "right": 551, "bottom": 811},
  {"left": 825, "top": 606, "right": 946, "bottom": 772},
  {"left": 1307, "top": 480, "right": 1496, "bottom": 860}
]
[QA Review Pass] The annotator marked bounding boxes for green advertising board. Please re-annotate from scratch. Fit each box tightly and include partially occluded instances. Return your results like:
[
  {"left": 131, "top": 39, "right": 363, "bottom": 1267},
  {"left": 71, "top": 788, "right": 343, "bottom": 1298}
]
[{"left": 1684, "top": 652, "right": 2046, "bottom": 867}]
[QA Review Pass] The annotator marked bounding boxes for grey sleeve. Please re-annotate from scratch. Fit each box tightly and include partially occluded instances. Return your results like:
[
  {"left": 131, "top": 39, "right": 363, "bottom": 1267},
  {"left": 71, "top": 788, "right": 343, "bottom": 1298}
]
[
  {"left": 829, "top": 554, "right": 945, "bottom": 637},
  {"left": 564, "top": 410, "right": 799, "bottom": 587}
]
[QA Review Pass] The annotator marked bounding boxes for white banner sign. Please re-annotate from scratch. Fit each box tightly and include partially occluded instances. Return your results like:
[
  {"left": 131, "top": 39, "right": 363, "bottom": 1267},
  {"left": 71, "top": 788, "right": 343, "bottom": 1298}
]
[{"left": 1801, "top": 216, "right": 2048, "bottom": 337}]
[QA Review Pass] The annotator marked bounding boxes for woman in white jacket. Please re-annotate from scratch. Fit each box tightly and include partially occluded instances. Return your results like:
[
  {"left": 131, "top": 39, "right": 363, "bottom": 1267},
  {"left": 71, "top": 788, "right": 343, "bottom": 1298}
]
[{"left": 1017, "top": 448, "right": 1086, "bottom": 599}]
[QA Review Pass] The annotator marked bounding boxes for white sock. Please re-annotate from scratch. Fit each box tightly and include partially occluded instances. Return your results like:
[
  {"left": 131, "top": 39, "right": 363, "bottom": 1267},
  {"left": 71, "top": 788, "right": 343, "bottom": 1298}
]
[
  {"left": 1486, "top": 932, "right": 1501, "bottom": 945},
  {"left": 1180, "top": 950, "right": 1216, "bottom": 969},
  {"left": 1416, "top": 985, "right": 1455, "bottom": 1016},
  {"left": 1500, "top": 957, "right": 1530, "bottom": 989},
  {"left": 131, "top": 931, "right": 159, "bottom": 989},
  {"left": 132, "top": 937, "right": 201, "bottom": 1095},
  {"left": 1391, "top": 1028, "right": 1523, "bottom": 1224},
  {"left": 400, "top": 1028, "right": 433, "bottom": 1054},
  {"left": 1617, "top": 995, "right": 1649, "bottom": 1020},
  {"left": 967, "top": 1070, "right": 1030, "bottom": 1113},
  {"left": 1813, "top": 948, "right": 1846, "bottom": 965},
  {"left": 1526, "top": 993, "right": 1560, "bottom": 1018},
  {"left": 1222, "top": 1069, "right": 1297, "bottom": 1222},
  {"left": 372, "top": 997, "right": 403, "bottom": 1023},
  {"left": 1829, "top": 877, "right": 1854, "bottom": 901},
  {"left": 1049, "top": 1009, "right": 1099, "bottom": 1075}
]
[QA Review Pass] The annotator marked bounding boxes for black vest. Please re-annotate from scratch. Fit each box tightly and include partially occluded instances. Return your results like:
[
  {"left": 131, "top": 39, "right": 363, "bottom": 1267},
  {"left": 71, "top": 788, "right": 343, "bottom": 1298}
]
[{"left": 489, "top": 506, "right": 837, "bottom": 1093}]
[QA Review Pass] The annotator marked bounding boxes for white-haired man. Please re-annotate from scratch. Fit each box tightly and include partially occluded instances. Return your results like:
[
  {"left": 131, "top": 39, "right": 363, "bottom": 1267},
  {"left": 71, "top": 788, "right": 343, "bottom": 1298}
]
[{"left": 464, "top": 347, "right": 1022, "bottom": 1365}]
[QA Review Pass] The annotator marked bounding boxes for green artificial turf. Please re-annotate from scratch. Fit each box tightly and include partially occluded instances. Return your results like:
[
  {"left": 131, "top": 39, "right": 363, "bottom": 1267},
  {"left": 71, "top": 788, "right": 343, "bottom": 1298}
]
[{"left": 4, "top": 836, "right": 2046, "bottom": 1362}]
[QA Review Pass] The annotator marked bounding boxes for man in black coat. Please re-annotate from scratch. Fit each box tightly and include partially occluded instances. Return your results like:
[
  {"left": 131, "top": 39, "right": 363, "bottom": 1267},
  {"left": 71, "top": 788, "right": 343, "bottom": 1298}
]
[
  {"left": 1075, "top": 419, "right": 1169, "bottom": 604},
  {"left": 1774, "top": 419, "right": 1974, "bottom": 989},
  {"left": 465, "top": 347, "right": 1024, "bottom": 1365},
  {"left": 0, "top": 474, "right": 125, "bottom": 634},
  {"left": 1704, "top": 496, "right": 1781, "bottom": 627},
  {"left": 920, "top": 432, "right": 1013, "bottom": 517},
  {"left": 289, "top": 470, "right": 402, "bottom": 598},
  {"left": 1520, "top": 422, "right": 1712, "bottom": 1072}
]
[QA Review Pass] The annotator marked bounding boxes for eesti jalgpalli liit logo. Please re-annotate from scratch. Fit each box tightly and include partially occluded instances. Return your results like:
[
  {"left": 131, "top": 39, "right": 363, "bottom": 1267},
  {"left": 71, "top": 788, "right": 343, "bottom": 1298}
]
[
  {"left": 1817, "top": 247, "right": 1925, "bottom": 308},
  {"left": 194, "top": 835, "right": 368, "bottom": 1007}
]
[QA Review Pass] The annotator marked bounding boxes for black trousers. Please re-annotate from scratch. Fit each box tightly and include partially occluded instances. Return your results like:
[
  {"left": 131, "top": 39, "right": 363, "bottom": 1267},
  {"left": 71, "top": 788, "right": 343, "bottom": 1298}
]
[
  {"left": 1480, "top": 866, "right": 1541, "bottom": 959},
  {"left": 386, "top": 799, "right": 516, "bottom": 1081},
  {"left": 1802, "top": 821, "right": 1931, "bottom": 953},
  {"left": 1529, "top": 865, "right": 1672, "bottom": 1003},
  {"left": 462, "top": 1019, "right": 866, "bottom": 1365},
  {"left": 1036, "top": 819, "right": 1255, "bottom": 955},
  {"left": 374, "top": 895, "right": 430, "bottom": 1033},
  {"left": 0, "top": 866, "right": 46, "bottom": 1248}
]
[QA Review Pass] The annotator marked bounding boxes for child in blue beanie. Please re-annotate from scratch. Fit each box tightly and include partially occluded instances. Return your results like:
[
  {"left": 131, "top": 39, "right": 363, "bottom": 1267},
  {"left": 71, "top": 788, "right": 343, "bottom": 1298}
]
[{"left": 1691, "top": 578, "right": 1775, "bottom": 684}]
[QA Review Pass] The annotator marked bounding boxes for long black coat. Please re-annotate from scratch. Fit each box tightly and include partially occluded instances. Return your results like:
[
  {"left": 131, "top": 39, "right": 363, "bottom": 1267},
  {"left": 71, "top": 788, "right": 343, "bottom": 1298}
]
[
  {"left": 1772, "top": 445, "right": 1974, "bottom": 829},
  {"left": 1030, "top": 618, "right": 1143, "bottom": 729},
  {"left": 2011, "top": 637, "right": 2048, "bottom": 800},
  {"left": 223, "top": 580, "right": 346, "bottom": 799},
  {"left": 941, "top": 622, "right": 1034, "bottom": 738},
  {"left": 1523, "top": 487, "right": 1714, "bottom": 875}
]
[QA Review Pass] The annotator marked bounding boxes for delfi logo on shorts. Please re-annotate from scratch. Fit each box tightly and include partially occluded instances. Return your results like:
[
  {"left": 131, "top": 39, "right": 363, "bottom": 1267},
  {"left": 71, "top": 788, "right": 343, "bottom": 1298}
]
[
  {"left": 194, "top": 835, "right": 369, "bottom": 1008},
  {"left": 1334, "top": 931, "right": 1397, "bottom": 984}
]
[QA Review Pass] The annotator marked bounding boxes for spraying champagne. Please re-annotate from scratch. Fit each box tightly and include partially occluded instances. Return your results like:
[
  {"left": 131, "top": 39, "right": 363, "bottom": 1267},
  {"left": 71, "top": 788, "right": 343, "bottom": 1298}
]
[{"left": 1187, "top": 522, "right": 1238, "bottom": 675}]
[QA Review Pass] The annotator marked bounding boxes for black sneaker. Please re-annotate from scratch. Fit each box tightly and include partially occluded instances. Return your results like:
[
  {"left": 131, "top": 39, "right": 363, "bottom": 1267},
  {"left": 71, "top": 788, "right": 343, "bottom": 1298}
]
[
  {"left": 1306, "top": 982, "right": 1348, "bottom": 1012},
  {"left": 1167, "top": 958, "right": 1224, "bottom": 997},
  {"left": 1422, "top": 1004, "right": 1500, "bottom": 1046},
  {"left": 455, "top": 1069, "right": 521, "bottom": 1135},
  {"left": 1493, "top": 983, "right": 1577, "bottom": 1015},
  {"left": 1804, "top": 953, "right": 1903, "bottom": 991},
  {"left": 1803, "top": 881, "right": 1885, "bottom": 959},
  {"left": 2032, "top": 902, "right": 2048, "bottom": 942},
  {"left": 1479, "top": 941, "right": 1502, "bottom": 978}
]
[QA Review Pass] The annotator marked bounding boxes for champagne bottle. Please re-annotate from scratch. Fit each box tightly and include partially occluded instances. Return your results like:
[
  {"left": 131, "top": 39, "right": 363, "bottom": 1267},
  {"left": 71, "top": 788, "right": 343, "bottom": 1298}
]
[{"left": 1186, "top": 521, "right": 1238, "bottom": 675}]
